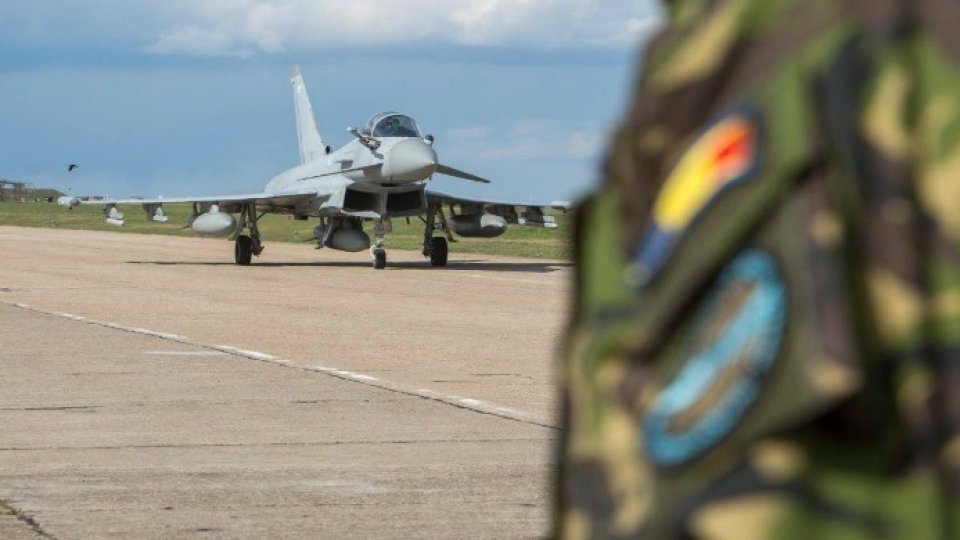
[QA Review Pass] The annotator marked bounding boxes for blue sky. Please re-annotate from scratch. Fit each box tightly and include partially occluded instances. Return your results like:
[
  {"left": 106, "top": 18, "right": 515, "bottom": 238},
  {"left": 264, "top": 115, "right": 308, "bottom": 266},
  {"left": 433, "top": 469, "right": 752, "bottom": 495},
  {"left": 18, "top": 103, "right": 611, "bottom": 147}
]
[{"left": 0, "top": 1, "right": 663, "bottom": 203}]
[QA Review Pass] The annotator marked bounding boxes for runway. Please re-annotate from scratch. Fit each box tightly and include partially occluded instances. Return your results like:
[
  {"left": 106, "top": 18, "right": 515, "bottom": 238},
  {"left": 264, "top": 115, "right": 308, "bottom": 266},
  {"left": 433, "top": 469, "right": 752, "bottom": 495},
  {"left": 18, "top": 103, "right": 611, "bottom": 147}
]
[{"left": 0, "top": 226, "right": 570, "bottom": 538}]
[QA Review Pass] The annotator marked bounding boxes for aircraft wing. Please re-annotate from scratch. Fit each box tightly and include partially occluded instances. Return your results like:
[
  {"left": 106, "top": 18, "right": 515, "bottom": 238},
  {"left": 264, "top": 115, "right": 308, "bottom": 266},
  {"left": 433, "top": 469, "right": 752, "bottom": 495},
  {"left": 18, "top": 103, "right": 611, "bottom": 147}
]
[
  {"left": 81, "top": 193, "right": 268, "bottom": 205},
  {"left": 77, "top": 186, "right": 321, "bottom": 226},
  {"left": 79, "top": 186, "right": 320, "bottom": 208},
  {"left": 426, "top": 190, "right": 568, "bottom": 229}
]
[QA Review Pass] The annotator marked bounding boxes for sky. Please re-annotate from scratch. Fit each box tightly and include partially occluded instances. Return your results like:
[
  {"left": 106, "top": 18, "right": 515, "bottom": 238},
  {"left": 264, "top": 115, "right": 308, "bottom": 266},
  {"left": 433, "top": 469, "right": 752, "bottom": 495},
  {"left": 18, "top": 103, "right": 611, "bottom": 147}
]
[{"left": 0, "top": 1, "right": 664, "bottom": 204}]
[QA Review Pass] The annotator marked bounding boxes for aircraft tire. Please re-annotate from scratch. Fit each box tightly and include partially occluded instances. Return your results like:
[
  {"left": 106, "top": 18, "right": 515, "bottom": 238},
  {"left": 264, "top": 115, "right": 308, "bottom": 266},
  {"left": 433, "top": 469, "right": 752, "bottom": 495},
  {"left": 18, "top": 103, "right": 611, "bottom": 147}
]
[
  {"left": 373, "top": 249, "right": 387, "bottom": 270},
  {"left": 235, "top": 235, "right": 254, "bottom": 266},
  {"left": 430, "top": 237, "right": 448, "bottom": 267}
]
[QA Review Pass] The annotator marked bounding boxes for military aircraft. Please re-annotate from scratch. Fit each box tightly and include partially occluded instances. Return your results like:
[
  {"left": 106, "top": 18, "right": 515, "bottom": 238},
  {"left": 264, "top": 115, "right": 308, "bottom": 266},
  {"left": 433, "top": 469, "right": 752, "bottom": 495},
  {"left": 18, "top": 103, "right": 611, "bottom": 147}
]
[{"left": 67, "top": 67, "right": 560, "bottom": 269}]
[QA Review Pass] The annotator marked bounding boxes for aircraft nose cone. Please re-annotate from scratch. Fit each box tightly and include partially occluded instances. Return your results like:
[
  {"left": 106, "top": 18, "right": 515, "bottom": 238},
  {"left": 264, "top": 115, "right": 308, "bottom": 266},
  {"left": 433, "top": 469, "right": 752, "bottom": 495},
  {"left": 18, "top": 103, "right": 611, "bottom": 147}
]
[{"left": 382, "top": 139, "right": 438, "bottom": 181}]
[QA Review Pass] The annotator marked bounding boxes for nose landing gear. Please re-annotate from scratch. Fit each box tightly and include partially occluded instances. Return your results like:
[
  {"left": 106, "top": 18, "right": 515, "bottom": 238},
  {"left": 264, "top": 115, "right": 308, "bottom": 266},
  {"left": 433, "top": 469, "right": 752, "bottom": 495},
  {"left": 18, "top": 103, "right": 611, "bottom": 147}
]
[
  {"left": 372, "top": 248, "right": 387, "bottom": 269},
  {"left": 371, "top": 219, "right": 387, "bottom": 270}
]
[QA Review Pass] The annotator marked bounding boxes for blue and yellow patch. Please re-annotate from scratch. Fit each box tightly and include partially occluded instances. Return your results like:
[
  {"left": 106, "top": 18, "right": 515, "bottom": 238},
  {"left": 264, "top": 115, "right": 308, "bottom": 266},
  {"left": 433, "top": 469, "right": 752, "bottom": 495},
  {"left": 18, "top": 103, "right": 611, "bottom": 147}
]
[
  {"left": 630, "top": 108, "right": 762, "bottom": 285},
  {"left": 642, "top": 250, "right": 786, "bottom": 467}
]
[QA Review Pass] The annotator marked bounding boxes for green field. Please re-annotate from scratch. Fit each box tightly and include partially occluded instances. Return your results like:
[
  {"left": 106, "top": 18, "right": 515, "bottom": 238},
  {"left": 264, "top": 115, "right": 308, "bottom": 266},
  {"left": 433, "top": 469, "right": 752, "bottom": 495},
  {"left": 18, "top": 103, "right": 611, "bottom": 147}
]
[{"left": 0, "top": 201, "right": 571, "bottom": 259}]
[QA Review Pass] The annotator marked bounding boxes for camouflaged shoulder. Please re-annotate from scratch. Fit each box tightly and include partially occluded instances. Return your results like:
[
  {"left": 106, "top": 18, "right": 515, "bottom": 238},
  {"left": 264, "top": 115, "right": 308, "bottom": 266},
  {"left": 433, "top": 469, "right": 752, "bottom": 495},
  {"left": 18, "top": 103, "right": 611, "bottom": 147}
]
[
  {"left": 560, "top": 0, "right": 960, "bottom": 538},
  {"left": 606, "top": 0, "right": 847, "bottom": 251}
]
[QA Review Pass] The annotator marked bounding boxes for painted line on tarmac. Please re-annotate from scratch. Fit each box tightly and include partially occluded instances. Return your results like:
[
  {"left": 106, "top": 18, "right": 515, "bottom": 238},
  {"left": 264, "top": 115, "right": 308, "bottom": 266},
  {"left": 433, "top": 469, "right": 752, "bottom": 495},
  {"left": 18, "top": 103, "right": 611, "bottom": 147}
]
[
  {"left": 322, "top": 369, "right": 380, "bottom": 383},
  {"left": 13, "top": 304, "right": 193, "bottom": 347},
  {"left": 133, "top": 328, "right": 185, "bottom": 340},
  {"left": 7, "top": 302, "right": 556, "bottom": 430},
  {"left": 214, "top": 345, "right": 277, "bottom": 362},
  {"left": 144, "top": 350, "right": 227, "bottom": 357},
  {"left": 306, "top": 366, "right": 555, "bottom": 429}
]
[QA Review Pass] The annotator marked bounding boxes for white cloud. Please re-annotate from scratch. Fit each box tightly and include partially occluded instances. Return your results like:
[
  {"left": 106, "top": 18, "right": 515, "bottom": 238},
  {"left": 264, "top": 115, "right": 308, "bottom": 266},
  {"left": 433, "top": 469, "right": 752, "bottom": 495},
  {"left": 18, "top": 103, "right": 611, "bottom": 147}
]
[
  {"left": 145, "top": 0, "right": 664, "bottom": 56},
  {"left": 0, "top": 1, "right": 663, "bottom": 58},
  {"left": 442, "top": 120, "right": 608, "bottom": 162},
  {"left": 446, "top": 126, "right": 493, "bottom": 141}
]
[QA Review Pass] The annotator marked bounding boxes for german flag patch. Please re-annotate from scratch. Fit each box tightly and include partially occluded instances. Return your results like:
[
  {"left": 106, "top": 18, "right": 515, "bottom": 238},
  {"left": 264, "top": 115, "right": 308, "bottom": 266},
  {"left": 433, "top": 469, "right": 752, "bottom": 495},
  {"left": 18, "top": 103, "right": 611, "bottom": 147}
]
[{"left": 630, "top": 108, "right": 761, "bottom": 285}]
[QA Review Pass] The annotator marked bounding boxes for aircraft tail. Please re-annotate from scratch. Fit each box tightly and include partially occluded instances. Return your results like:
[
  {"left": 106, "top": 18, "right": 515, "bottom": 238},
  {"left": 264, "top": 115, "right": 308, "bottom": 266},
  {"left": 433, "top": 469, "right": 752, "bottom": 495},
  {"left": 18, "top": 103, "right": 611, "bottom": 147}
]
[{"left": 290, "top": 66, "right": 328, "bottom": 164}]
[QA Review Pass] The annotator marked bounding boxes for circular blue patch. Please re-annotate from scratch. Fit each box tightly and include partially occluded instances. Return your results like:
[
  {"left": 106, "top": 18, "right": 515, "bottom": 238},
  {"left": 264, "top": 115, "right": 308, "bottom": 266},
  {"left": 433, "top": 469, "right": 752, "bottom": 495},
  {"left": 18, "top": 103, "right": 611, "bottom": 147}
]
[{"left": 642, "top": 250, "right": 787, "bottom": 467}]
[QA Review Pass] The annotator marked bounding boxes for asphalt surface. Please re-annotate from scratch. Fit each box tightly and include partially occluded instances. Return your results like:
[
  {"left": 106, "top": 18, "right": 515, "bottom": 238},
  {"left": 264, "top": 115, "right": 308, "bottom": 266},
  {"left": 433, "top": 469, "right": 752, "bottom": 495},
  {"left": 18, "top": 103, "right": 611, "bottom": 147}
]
[{"left": 0, "top": 226, "right": 570, "bottom": 538}]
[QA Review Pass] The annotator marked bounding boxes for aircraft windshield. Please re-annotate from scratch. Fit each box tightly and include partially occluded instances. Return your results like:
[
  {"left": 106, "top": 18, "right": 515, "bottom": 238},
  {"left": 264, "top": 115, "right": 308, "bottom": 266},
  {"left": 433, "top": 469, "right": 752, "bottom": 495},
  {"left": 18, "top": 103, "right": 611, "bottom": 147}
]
[{"left": 368, "top": 114, "right": 421, "bottom": 138}]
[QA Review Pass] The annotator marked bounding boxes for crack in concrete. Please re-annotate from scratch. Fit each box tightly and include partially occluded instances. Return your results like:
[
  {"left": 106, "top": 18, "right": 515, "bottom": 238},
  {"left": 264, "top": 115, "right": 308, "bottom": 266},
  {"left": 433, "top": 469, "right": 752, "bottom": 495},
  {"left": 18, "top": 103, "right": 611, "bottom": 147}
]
[
  {"left": 67, "top": 372, "right": 137, "bottom": 376},
  {"left": 471, "top": 373, "right": 537, "bottom": 380},
  {"left": 0, "top": 406, "right": 101, "bottom": 412},
  {"left": 2, "top": 399, "right": 417, "bottom": 412},
  {"left": 0, "top": 437, "right": 553, "bottom": 452},
  {"left": 0, "top": 499, "right": 56, "bottom": 539},
  {"left": 290, "top": 398, "right": 409, "bottom": 404}
]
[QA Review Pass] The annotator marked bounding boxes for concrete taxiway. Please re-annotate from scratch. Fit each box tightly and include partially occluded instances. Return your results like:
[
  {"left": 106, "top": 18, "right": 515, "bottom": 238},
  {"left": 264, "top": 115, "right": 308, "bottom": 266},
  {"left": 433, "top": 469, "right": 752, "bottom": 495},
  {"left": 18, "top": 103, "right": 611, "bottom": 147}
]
[{"left": 0, "top": 226, "right": 570, "bottom": 538}]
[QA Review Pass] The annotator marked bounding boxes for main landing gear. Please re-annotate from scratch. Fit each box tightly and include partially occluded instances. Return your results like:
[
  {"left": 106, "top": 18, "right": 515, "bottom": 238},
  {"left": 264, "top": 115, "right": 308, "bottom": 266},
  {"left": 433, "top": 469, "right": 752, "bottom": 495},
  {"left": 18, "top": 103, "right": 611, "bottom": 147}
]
[
  {"left": 234, "top": 203, "right": 264, "bottom": 266},
  {"left": 429, "top": 236, "right": 448, "bottom": 267},
  {"left": 421, "top": 203, "right": 452, "bottom": 267},
  {"left": 235, "top": 235, "right": 254, "bottom": 265}
]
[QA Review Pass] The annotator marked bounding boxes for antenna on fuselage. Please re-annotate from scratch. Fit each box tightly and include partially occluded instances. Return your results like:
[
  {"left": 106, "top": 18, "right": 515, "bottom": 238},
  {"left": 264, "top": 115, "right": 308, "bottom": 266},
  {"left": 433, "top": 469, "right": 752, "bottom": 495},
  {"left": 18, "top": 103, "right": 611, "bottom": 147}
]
[{"left": 290, "top": 65, "right": 329, "bottom": 164}]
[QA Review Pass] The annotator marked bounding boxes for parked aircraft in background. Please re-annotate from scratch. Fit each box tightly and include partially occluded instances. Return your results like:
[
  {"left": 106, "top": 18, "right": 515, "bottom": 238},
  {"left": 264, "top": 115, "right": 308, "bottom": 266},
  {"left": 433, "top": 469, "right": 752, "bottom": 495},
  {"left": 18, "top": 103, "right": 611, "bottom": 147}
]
[{"left": 68, "top": 67, "right": 561, "bottom": 269}]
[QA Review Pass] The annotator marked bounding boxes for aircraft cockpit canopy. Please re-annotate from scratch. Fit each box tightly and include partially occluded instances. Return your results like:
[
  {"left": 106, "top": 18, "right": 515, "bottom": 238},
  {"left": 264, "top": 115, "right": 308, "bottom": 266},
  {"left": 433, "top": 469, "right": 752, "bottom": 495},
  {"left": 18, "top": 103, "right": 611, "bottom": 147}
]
[{"left": 363, "top": 113, "right": 422, "bottom": 138}]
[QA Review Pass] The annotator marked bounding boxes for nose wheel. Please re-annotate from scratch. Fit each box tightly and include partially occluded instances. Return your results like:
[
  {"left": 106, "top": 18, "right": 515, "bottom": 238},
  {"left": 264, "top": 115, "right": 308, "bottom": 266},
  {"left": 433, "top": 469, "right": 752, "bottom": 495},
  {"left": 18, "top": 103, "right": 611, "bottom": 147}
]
[{"left": 371, "top": 219, "right": 387, "bottom": 269}]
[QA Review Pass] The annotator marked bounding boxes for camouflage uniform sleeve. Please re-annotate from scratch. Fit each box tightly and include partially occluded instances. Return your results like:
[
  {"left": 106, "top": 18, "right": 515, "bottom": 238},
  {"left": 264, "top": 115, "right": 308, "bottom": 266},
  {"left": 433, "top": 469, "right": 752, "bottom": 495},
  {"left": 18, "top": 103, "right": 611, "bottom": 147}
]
[
  {"left": 836, "top": 0, "right": 960, "bottom": 534},
  {"left": 907, "top": 0, "right": 960, "bottom": 533},
  {"left": 557, "top": 0, "right": 960, "bottom": 538}
]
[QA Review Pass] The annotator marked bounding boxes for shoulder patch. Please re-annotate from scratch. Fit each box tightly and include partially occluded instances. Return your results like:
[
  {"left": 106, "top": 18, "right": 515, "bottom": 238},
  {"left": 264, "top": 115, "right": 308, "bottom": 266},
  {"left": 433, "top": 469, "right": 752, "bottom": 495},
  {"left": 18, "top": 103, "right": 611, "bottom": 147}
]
[
  {"left": 642, "top": 250, "right": 786, "bottom": 468},
  {"left": 630, "top": 108, "right": 762, "bottom": 285}
]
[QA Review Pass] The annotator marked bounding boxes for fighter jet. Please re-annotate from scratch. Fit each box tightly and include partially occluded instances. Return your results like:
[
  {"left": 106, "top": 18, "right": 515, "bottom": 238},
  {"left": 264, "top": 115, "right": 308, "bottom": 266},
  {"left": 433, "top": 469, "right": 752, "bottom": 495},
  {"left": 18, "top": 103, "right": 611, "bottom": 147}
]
[{"left": 72, "top": 67, "right": 560, "bottom": 269}]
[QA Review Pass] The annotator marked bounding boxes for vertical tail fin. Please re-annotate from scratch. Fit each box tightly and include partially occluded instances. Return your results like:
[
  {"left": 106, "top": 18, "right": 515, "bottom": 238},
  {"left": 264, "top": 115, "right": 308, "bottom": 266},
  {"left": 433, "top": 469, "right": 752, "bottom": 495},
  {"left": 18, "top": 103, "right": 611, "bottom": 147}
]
[{"left": 290, "top": 66, "right": 328, "bottom": 164}]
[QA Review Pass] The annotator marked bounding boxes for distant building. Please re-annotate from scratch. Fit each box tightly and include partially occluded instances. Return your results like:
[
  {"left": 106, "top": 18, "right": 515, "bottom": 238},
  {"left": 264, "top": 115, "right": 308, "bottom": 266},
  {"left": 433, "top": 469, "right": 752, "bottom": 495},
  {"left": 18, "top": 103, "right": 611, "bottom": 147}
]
[
  {"left": 0, "top": 179, "right": 65, "bottom": 202},
  {"left": 29, "top": 188, "right": 67, "bottom": 202}
]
